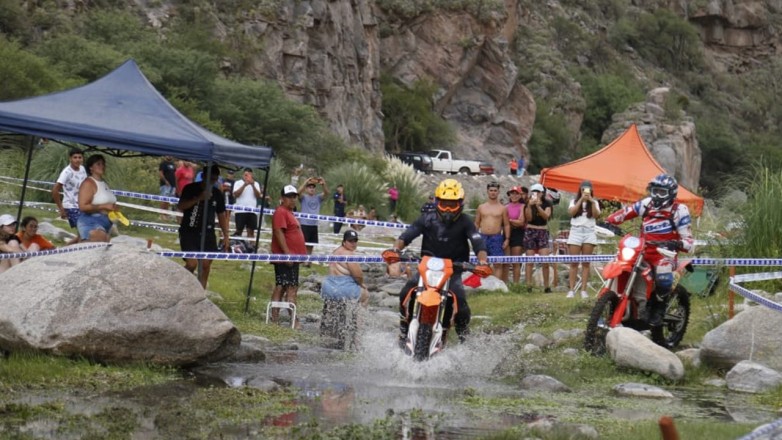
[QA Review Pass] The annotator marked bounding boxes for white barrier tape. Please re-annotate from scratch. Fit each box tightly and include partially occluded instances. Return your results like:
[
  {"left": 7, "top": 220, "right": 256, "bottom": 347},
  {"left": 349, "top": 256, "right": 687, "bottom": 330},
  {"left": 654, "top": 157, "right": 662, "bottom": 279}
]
[
  {"left": 728, "top": 281, "right": 782, "bottom": 313},
  {"left": 738, "top": 417, "right": 782, "bottom": 440},
  {"left": 732, "top": 272, "right": 782, "bottom": 283},
  {"left": 0, "top": 242, "right": 111, "bottom": 260},
  {"left": 0, "top": 176, "right": 410, "bottom": 230}
]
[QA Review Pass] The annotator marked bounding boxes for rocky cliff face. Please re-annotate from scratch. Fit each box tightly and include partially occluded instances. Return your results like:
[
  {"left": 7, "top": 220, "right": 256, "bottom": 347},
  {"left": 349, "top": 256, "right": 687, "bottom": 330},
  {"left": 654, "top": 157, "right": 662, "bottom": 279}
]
[
  {"left": 603, "top": 88, "right": 702, "bottom": 191},
  {"left": 379, "top": 1, "right": 535, "bottom": 165}
]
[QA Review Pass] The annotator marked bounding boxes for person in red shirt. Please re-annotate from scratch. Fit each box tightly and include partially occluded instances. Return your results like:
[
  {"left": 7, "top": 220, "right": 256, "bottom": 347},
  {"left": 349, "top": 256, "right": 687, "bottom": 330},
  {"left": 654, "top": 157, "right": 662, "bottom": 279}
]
[{"left": 271, "top": 185, "right": 307, "bottom": 326}]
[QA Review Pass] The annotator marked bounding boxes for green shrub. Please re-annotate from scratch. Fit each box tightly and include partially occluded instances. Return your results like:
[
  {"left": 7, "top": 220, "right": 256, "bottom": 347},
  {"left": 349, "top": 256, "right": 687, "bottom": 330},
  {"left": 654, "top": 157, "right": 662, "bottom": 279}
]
[
  {"left": 0, "top": 37, "right": 67, "bottom": 100},
  {"left": 609, "top": 9, "right": 703, "bottom": 72},
  {"left": 527, "top": 102, "right": 571, "bottom": 173},
  {"left": 381, "top": 74, "right": 455, "bottom": 153},
  {"left": 323, "top": 162, "right": 388, "bottom": 220},
  {"left": 575, "top": 69, "right": 644, "bottom": 155}
]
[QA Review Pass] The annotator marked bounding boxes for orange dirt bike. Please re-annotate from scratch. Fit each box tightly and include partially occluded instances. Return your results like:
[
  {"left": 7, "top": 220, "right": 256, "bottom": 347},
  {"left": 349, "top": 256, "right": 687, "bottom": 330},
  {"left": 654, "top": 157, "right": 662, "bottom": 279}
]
[
  {"left": 583, "top": 235, "right": 693, "bottom": 355},
  {"left": 383, "top": 251, "right": 492, "bottom": 361}
]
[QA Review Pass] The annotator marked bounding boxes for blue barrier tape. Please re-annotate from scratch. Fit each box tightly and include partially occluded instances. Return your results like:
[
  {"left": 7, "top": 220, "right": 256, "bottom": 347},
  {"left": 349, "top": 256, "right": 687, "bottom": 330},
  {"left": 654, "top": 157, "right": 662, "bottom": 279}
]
[
  {"left": 0, "top": 243, "right": 111, "bottom": 260},
  {"left": 737, "top": 418, "right": 782, "bottom": 440}
]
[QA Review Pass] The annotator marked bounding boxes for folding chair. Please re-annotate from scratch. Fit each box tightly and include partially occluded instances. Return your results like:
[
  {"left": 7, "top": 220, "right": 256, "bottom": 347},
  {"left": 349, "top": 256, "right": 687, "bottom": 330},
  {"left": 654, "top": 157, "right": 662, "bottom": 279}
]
[
  {"left": 265, "top": 301, "right": 297, "bottom": 328},
  {"left": 551, "top": 230, "right": 570, "bottom": 288}
]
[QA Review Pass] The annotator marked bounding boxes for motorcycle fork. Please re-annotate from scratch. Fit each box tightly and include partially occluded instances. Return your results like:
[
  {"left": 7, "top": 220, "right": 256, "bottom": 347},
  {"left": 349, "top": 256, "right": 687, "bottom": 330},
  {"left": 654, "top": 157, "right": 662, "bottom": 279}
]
[{"left": 612, "top": 257, "right": 645, "bottom": 325}]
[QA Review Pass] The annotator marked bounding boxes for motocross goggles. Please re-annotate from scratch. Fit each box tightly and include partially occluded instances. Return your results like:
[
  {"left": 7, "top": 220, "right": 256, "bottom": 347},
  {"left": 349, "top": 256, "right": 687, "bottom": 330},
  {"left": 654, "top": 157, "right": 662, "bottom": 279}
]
[
  {"left": 650, "top": 186, "right": 670, "bottom": 198},
  {"left": 437, "top": 198, "right": 462, "bottom": 213}
]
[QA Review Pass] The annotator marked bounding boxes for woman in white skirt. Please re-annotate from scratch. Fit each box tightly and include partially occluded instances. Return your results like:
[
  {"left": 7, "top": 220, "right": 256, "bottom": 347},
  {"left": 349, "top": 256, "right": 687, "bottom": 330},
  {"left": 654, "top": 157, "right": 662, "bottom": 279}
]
[{"left": 566, "top": 181, "right": 601, "bottom": 298}]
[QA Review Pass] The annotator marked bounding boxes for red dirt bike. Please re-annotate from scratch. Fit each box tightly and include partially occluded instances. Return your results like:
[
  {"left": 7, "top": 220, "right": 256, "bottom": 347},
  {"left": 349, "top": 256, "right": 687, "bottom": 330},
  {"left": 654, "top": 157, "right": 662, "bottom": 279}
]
[
  {"left": 583, "top": 234, "right": 692, "bottom": 355},
  {"left": 383, "top": 252, "right": 491, "bottom": 361}
]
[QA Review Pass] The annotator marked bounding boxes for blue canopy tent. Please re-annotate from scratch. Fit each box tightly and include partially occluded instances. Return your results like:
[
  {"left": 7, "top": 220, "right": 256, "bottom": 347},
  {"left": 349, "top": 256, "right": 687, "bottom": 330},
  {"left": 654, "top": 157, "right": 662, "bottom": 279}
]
[
  {"left": 0, "top": 59, "right": 272, "bottom": 167},
  {"left": 0, "top": 59, "right": 273, "bottom": 311}
]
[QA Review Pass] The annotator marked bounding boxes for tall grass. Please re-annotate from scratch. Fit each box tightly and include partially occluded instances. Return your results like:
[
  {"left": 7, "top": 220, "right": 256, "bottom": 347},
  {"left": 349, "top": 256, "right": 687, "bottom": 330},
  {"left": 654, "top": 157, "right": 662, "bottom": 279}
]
[
  {"left": 382, "top": 155, "right": 427, "bottom": 222},
  {"left": 733, "top": 165, "right": 782, "bottom": 258}
]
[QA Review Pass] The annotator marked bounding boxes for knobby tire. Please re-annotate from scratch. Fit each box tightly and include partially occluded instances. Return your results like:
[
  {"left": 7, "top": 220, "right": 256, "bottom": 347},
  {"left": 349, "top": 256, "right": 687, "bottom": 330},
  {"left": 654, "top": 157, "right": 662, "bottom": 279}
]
[
  {"left": 414, "top": 324, "right": 433, "bottom": 362},
  {"left": 662, "top": 285, "right": 691, "bottom": 348},
  {"left": 584, "top": 291, "right": 619, "bottom": 355}
]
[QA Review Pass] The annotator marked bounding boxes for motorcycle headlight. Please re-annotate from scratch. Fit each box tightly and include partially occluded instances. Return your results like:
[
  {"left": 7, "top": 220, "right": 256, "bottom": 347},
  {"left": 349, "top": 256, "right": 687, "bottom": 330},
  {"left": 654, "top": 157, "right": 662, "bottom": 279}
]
[
  {"left": 620, "top": 247, "right": 636, "bottom": 261},
  {"left": 424, "top": 270, "right": 445, "bottom": 288}
]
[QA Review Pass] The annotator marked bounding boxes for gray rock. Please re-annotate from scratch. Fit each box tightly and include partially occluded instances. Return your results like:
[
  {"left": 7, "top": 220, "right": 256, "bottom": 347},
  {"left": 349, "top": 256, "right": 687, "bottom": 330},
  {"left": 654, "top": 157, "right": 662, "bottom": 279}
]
[
  {"left": 526, "top": 333, "right": 552, "bottom": 348},
  {"left": 562, "top": 348, "right": 580, "bottom": 357},
  {"left": 613, "top": 383, "right": 674, "bottom": 398},
  {"left": 701, "top": 306, "right": 782, "bottom": 370},
  {"left": 675, "top": 348, "right": 701, "bottom": 367},
  {"left": 245, "top": 377, "right": 281, "bottom": 392},
  {"left": 522, "top": 343, "right": 542, "bottom": 354},
  {"left": 726, "top": 360, "right": 782, "bottom": 393},
  {"left": 520, "top": 374, "right": 572, "bottom": 393},
  {"left": 0, "top": 243, "right": 239, "bottom": 366},
  {"left": 704, "top": 378, "right": 727, "bottom": 388},
  {"left": 606, "top": 327, "right": 684, "bottom": 381}
]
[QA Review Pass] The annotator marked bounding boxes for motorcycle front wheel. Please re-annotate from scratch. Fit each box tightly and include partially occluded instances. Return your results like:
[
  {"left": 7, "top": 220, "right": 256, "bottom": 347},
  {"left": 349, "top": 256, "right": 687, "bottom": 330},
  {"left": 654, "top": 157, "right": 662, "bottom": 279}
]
[
  {"left": 584, "top": 290, "right": 619, "bottom": 355},
  {"left": 413, "top": 324, "right": 433, "bottom": 362},
  {"left": 660, "top": 285, "right": 691, "bottom": 348}
]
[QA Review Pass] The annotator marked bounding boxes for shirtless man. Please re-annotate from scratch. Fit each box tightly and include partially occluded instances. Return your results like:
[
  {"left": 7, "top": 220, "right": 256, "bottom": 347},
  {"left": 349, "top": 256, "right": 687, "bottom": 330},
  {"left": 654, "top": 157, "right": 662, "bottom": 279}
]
[{"left": 475, "top": 182, "right": 511, "bottom": 282}]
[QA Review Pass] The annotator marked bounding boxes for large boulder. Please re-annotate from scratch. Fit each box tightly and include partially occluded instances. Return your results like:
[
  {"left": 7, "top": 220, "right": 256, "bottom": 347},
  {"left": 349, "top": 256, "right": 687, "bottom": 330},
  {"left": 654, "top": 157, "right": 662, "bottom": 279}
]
[
  {"left": 606, "top": 327, "right": 685, "bottom": 381},
  {"left": 0, "top": 243, "right": 239, "bottom": 366},
  {"left": 700, "top": 305, "right": 782, "bottom": 370}
]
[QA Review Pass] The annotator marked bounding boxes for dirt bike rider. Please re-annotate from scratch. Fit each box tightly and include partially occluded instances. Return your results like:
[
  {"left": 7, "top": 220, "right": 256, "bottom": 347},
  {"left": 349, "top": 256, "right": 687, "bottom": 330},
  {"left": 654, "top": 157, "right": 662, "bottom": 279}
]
[
  {"left": 383, "top": 179, "right": 491, "bottom": 347},
  {"left": 605, "top": 174, "right": 694, "bottom": 343}
]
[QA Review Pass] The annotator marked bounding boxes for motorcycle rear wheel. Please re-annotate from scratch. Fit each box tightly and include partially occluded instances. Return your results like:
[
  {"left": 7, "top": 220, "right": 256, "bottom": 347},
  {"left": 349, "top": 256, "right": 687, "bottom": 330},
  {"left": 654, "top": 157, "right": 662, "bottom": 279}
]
[
  {"left": 660, "top": 285, "right": 691, "bottom": 348},
  {"left": 413, "top": 324, "right": 433, "bottom": 361},
  {"left": 584, "top": 290, "right": 619, "bottom": 355}
]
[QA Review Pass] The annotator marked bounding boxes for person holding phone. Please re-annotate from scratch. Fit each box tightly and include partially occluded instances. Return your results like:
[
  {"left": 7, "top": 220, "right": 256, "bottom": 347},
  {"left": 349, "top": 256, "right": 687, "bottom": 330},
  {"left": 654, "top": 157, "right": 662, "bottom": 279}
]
[
  {"left": 523, "top": 184, "right": 553, "bottom": 293},
  {"left": 566, "top": 180, "right": 601, "bottom": 299}
]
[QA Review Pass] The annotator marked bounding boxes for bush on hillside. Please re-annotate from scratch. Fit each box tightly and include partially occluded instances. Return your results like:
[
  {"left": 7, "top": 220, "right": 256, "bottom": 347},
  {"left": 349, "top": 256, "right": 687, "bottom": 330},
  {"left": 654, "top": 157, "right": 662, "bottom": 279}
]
[
  {"left": 527, "top": 102, "right": 571, "bottom": 173},
  {"left": 381, "top": 74, "right": 455, "bottom": 153},
  {"left": 610, "top": 9, "right": 703, "bottom": 73}
]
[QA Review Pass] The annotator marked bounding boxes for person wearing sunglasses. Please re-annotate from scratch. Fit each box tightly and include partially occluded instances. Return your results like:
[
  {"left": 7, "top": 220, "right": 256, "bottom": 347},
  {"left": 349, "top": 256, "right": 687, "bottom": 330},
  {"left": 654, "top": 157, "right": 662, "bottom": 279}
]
[
  {"left": 386, "top": 178, "right": 490, "bottom": 346},
  {"left": 605, "top": 174, "right": 694, "bottom": 344}
]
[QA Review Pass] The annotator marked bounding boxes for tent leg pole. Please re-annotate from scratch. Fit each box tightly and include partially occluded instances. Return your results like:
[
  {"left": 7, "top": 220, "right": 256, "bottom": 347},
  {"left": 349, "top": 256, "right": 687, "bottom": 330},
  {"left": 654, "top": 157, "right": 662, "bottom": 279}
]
[
  {"left": 244, "top": 167, "right": 271, "bottom": 315},
  {"left": 16, "top": 137, "right": 35, "bottom": 228}
]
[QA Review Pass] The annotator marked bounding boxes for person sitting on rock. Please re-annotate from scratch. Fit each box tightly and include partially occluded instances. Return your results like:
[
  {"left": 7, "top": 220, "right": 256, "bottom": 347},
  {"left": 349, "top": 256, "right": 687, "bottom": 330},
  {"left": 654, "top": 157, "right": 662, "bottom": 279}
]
[
  {"left": 0, "top": 214, "right": 22, "bottom": 273},
  {"left": 16, "top": 216, "right": 55, "bottom": 252},
  {"left": 321, "top": 230, "right": 369, "bottom": 307}
]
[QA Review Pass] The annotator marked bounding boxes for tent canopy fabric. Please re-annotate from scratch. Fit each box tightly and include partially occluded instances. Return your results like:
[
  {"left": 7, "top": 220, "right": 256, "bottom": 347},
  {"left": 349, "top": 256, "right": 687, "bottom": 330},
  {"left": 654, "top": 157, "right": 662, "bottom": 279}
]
[
  {"left": 0, "top": 59, "right": 272, "bottom": 168},
  {"left": 540, "top": 124, "right": 704, "bottom": 215}
]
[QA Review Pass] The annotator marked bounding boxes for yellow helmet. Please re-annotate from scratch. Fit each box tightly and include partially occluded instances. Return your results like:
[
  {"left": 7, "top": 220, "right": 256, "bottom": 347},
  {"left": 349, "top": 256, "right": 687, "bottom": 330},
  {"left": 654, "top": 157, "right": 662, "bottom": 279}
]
[{"left": 434, "top": 179, "right": 464, "bottom": 201}]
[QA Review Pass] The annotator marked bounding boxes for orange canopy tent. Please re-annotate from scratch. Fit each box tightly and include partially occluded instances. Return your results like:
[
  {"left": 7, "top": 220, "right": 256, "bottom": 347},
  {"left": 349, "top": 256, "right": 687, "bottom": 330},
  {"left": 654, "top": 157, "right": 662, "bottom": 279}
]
[{"left": 540, "top": 124, "right": 704, "bottom": 215}]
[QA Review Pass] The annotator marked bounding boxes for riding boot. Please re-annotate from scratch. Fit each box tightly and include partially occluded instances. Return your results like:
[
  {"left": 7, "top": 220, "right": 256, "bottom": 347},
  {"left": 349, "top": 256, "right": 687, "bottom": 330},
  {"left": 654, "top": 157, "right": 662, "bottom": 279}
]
[
  {"left": 398, "top": 318, "right": 408, "bottom": 349},
  {"left": 648, "top": 287, "right": 670, "bottom": 328},
  {"left": 650, "top": 325, "right": 667, "bottom": 347},
  {"left": 455, "top": 324, "right": 470, "bottom": 344}
]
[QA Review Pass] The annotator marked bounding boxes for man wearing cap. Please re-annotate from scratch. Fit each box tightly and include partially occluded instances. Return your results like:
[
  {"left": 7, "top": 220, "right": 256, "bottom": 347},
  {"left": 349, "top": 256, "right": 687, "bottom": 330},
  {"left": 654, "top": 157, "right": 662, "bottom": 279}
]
[
  {"left": 0, "top": 214, "right": 22, "bottom": 273},
  {"left": 321, "top": 229, "right": 369, "bottom": 307},
  {"left": 298, "top": 176, "right": 329, "bottom": 264},
  {"left": 177, "top": 164, "right": 231, "bottom": 289},
  {"left": 270, "top": 185, "right": 307, "bottom": 326},
  {"left": 475, "top": 182, "right": 511, "bottom": 282},
  {"left": 232, "top": 168, "right": 262, "bottom": 240},
  {"left": 52, "top": 148, "right": 87, "bottom": 245}
]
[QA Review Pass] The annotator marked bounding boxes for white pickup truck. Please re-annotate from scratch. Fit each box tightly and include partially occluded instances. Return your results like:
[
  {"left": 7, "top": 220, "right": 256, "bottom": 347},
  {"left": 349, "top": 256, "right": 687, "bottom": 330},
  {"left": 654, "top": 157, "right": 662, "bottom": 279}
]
[{"left": 428, "top": 149, "right": 492, "bottom": 175}]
